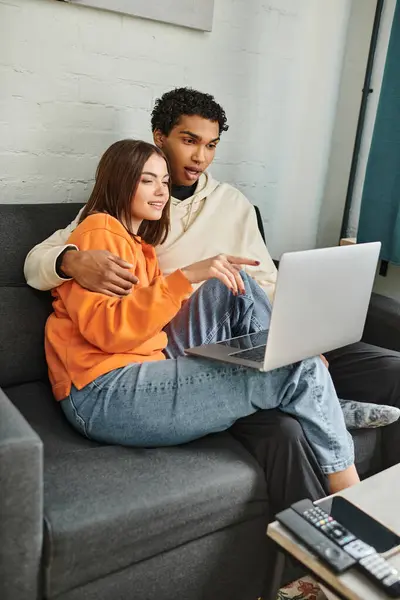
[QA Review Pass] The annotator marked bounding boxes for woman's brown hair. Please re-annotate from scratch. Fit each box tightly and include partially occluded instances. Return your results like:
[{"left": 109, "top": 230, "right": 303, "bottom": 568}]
[{"left": 79, "top": 139, "right": 171, "bottom": 246}]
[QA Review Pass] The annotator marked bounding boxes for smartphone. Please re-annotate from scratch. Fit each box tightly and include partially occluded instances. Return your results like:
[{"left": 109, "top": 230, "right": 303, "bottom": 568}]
[{"left": 317, "top": 496, "right": 400, "bottom": 553}]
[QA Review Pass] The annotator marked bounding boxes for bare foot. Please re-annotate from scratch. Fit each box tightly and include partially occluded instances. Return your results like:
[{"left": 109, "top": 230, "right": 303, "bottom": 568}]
[{"left": 327, "top": 465, "right": 360, "bottom": 494}]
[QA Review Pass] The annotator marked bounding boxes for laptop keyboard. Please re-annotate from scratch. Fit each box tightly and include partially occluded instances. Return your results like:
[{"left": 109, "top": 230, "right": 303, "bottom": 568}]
[{"left": 230, "top": 345, "right": 267, "bottom": 362}]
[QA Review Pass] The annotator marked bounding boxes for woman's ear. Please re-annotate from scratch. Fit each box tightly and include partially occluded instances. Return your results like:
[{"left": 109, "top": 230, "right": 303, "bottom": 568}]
[{"left": 153, "top": 129, "right": 164, "bottom": 149}]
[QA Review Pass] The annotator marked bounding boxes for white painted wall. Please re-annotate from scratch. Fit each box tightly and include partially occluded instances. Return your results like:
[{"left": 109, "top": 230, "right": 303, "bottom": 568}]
[
  {"left": 0, "top": 0, "right": 351, "bottom": 258},
  {"left": 269, "top": 0, "right": 352, "bottom": 258},
  {"left": 317, "top": 0, "right": 376, "bottom": 248}
]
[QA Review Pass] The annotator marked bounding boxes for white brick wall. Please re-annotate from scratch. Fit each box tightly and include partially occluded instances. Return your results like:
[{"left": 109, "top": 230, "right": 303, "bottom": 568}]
[{"left": 0, "top": 0, "right": 351, "bottom": 257}]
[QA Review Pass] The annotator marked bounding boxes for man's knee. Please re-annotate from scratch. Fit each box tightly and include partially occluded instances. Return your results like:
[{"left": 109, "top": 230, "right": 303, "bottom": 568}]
[
  {"left": 230, "top": 410, "right": 306, "bottom": 448},
  {"left": 380, "top": 354, "right": 400, "bottom": 407},
  {"left": 269, "top": 412, "right": 307, "bottom": 445}
]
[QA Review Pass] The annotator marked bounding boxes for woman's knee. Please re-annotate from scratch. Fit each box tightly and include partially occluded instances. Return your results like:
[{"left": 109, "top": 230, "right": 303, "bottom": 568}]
[
  {"left": 200, "top": 271, "right": 254, "bottom": 293},
  {"left": 197, "top": 276, "right": 232, "bottom": 299}
]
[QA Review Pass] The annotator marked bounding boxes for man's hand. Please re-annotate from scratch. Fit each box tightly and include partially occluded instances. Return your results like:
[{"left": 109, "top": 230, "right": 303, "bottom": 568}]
[
  {"left": 61, "top": 249, "right": 139, "bottom": 296},
  {"left": 320, "top": 354, "right": 329, "bottom": 369}
]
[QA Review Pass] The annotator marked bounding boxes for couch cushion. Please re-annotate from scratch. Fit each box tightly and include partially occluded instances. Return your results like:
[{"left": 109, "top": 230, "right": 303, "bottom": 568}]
[
  {"left": 0, "top": 203, "right": 83, "bottom": 387},
  {"left": 6, "top": 381, "right": 268, "bottom": 599},
  {"left": 0, "top": 203, "right": 84, "bottom": 286}
]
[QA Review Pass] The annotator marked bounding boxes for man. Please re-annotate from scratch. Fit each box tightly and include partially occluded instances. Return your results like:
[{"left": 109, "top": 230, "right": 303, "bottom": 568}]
[{"left": 25, "top": 88, "right": 400, "bottom": 512}]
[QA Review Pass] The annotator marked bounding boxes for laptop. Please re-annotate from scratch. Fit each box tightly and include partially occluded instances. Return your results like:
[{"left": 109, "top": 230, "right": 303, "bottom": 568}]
[{"left": 185, "top": 242, "right": 381, "bottom": 372}]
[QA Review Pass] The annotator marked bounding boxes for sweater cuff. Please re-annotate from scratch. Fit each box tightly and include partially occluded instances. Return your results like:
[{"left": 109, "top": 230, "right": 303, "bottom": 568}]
[{"left": 164, "top": 270, "right": 193, "bottom": 303}]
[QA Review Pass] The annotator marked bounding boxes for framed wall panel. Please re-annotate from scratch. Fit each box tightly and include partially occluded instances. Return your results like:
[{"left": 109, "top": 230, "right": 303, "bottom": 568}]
[{"left": 62, "top": 0, "right": 215, "bottom": 31}]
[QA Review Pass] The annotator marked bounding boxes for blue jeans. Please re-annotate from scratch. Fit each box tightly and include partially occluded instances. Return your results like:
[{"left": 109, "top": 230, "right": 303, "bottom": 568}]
[{"left": 61, "top": 274, "right": 354, "bottom": 475}]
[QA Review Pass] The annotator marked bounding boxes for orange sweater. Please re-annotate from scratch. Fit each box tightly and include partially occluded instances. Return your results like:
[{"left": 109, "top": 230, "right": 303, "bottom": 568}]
[{"left": 45, "top": 214, "right": 193, "bottom": 401}]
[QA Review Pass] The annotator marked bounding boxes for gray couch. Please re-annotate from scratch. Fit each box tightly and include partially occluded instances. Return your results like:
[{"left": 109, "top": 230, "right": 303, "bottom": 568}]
[{"left": 1, "top": 203, "right": 400, "bottom": 600}]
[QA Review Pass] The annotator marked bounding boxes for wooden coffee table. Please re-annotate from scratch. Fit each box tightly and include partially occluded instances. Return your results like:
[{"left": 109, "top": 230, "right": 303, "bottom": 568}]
[{"left": 267, "top": 464, "right": 400, "bottom": 600}]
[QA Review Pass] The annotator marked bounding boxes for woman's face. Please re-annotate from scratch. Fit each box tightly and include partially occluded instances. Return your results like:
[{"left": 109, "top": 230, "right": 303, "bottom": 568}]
[{"left": 131, "top": 154, "right": 170, "bottom": 230}]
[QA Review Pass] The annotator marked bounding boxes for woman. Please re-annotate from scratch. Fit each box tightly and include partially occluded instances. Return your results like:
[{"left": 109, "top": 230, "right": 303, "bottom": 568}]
[{"left": 45, "top": 139, "right": 359, "bottom": 493}]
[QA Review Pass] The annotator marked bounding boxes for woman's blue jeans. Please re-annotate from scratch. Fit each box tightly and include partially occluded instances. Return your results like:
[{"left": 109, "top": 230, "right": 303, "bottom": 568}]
[{"left": 61, "top": 273, "right": 354, "bottom": 475}]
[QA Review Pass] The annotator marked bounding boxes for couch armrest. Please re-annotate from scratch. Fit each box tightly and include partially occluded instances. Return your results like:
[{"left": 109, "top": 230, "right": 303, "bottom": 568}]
[
  {"left": 362, "top": 292, "right": 400, "bottom": 352},
  {"left": 0, "top": 387, "right": 43, "bottom": 600}
]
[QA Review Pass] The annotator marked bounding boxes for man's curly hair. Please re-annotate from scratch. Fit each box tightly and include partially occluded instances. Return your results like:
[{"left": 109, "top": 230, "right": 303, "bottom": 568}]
[{"left": 151, "top": 87, "right": 229, "bottom": 136}]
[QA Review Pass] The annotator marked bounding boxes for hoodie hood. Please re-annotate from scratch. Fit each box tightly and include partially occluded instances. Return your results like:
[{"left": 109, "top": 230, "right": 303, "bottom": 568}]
[
  {"left": 171, "top": 172, "right": 219, "bottom": 207},
  {"left": 170, "top": 172, "right": 220, "bottom": 233}
]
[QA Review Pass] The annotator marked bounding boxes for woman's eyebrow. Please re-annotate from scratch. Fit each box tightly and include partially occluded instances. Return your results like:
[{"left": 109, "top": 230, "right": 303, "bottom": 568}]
[{"left": 142, "top": 171, "right": 170, "bottom": 178}]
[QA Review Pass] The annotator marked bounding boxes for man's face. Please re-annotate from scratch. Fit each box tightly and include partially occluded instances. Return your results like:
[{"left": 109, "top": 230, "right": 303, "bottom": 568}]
[{"left": 153, "top": 115, "right": 220, "bottom": 186}]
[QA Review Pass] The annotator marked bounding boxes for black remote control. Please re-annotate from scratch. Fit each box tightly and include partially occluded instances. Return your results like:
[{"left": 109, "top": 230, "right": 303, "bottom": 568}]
[
  {"left": 275, "top": 507, "right": 356, "bottom": 572},
  {"left": 291, "top": 499, "right": 400, "bottom": 598}
]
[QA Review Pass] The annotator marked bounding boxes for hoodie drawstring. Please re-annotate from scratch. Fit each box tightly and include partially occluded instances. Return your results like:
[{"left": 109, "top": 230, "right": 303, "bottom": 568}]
[{"left": 183, "top": 197, "right": 196, "bottom": 232}]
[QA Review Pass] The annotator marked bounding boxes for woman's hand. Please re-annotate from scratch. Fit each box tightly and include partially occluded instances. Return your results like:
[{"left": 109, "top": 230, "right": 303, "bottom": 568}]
[{"left": 181, "top": 254, "right": 260, "bottom": 295}]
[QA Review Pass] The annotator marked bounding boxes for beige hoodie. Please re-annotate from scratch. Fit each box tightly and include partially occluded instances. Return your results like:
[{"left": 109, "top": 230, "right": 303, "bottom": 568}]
[{"left": 24, "top": 172, "right": 277, "bottom": 300}]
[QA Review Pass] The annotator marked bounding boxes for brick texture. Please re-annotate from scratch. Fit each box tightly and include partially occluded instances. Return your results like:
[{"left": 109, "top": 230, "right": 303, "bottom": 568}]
[{"left": 0, "top": 0, "right": 350, "bottom": 256}]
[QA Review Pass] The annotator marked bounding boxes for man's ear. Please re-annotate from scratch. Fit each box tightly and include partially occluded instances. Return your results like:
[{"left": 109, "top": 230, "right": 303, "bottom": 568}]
[{"left": 153, "top": 129, "right": 164, "bottom": 148}]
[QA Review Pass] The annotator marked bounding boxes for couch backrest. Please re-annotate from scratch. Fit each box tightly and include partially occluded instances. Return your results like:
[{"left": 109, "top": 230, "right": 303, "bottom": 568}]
[
  {"left": 0, "top": 203, "right": 83, "bottom": 388},
  {"left": 0, "top": 202, "right": 269, "bottom": 389}
]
